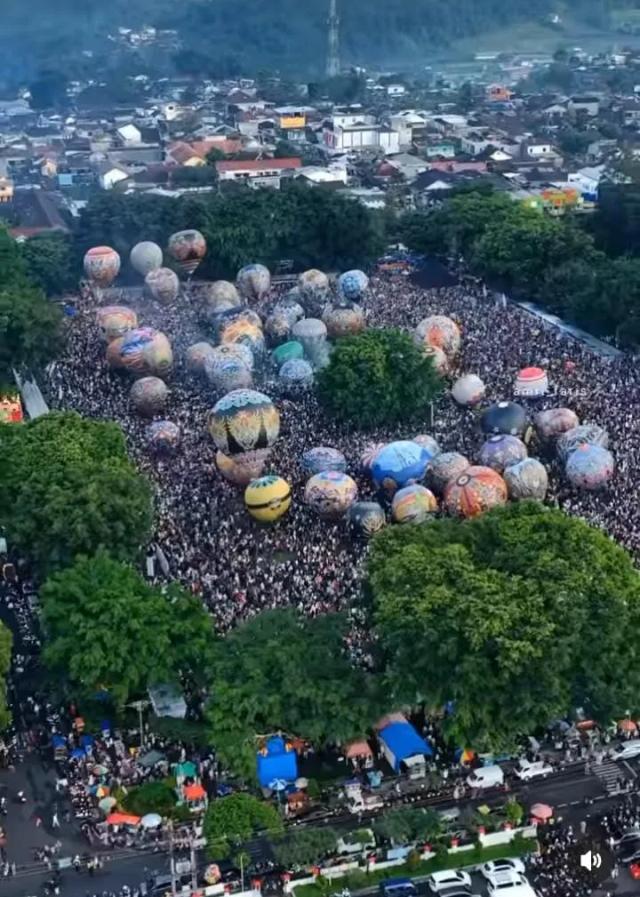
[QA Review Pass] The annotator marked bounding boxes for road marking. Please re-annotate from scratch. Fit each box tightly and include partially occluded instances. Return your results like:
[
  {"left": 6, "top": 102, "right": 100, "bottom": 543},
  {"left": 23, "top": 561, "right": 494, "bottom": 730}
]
[{"left": 624, "top": 760, "right": 638, "bottom": 779}]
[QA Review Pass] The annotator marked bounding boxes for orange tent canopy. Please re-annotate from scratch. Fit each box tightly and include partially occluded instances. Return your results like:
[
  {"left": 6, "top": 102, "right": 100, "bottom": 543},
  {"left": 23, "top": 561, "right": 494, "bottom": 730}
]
[
  {"left": 345, "top": 740, "right": 373, "bottom": 759},
  {"left": 184, "top": 783, "right": 206, "bottom": 801},
  {"left": 106, "top": 812, "right": 141, "bottom": 826}
]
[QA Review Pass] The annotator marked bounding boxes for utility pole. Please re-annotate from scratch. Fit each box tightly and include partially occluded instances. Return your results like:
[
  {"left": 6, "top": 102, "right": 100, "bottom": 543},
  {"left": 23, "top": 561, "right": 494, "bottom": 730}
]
[
  {"left": 127, "top": 698, "right": 149, "bottom": 750},
  {"left": 326, "top": 0, "right": 340, "bottom": 78},
  {"left": 190, "top": 826, "right": 198, "bottom": 894},
  {"left": 169, "top": 820, "right": 177, "bottom": 897}
]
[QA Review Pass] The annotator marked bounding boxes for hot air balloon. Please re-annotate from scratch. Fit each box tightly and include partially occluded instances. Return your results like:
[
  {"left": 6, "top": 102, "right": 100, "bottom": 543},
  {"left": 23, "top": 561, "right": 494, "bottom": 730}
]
[
  {"left": 144, "top": 268, "right": 180, "bottom": 305},
  {"left": 338, "top": 270, "right": 368, "bottom": 302},
  {"left": 557, "top": 423, "right": 608, "bottom": 462},
  {"left": 323, "top": 304, "right": 366, "bottom": 339},
  {"left": 237, "top": 264, "right": 271, "bottom": 301},
  {"left": 371, "top": 440, "right": 433, "bottom": 498},
  {"left": 413, "top": 434, "right": 441, "bottom": 458},
  {"left": 481, "top": 401, "right": 528, "bottom": 437},
  {"left": 428, "top": 452, "right": 470, "bottom": 495},
  {"left": 478, "top": 435, "right": 528, "bottom": 473},
  {"left": 218, "top": 309, "right": 265, "bottom": 355},
  {"left": 216, "top": 449, "right": 270, "bottom": 487},
  {"left": 146, "top": 420, "right": 181, "bottom": 455},
  {"left": 301, "top": 447, "right": 347, "bottom": 477},
  {"left": 167, "top": 230, "right": 206, "bottom": 277},
  {"left": 515, "top": 366, "right": 548, "bottom": 398},
  {"left": 209, "top": 358, "right": 253, "bottom": 394},
  {"left": 504, "top": 458, "right": 548, "bottom": 501},
  {"left": 299, "top": 269, "right": 329, "bottom": 303},
  {"left": 206, "top": 343, "right": 255, "bottom": 374},
  {"left": 84, "top": 246, "right": 121, "bottom": 289},
  {"left": 444, "top": 466, "right": 508, "bottom": 518},
  {"left": 96, "top": 306, "right": 138, "bottom": 343},
  {"left": 265, "top": 311, "right": 292, "bottom": 346},
  {"left": 565, "top": 444, "right": 614, "bottom": 490},
  {"left": 130, "top": 376, "right": 169, "bottom": 416},
  {"left": 201, "top": 281, "right": 241, "bottom": 317},
  {"left": 130, "top": 241, "right": 163, "bottom": 277},
  {"left": 245, "top": 476, "right": 291, "bottom": 523},
  {"left": 360, "top": 443, "right": 385, "bottom": 474},
  {"left": 452, "top": 374, "right": 486, "bottom": 406},
  {"left": 291, "top": 318, "right": 329, "bottom": 368},
  {"left": 186, "top": 342, "right": 216, "bottom": 376},
  {"left": 391, "top": 485, "right": 438, "bottom": 524},
  {"left": 535, "top": 408, "right": 579, "bottom": 440},
  {"left": 347, "top": 502, "right": 386, "bottom": 539},
  {"left": 272, "top": 341, "right": 304, "bottom": 368},
  {"left": 274, "top": 296, "right": 305, "bottom": 326},
  {"left": 208, "top": 389, "right": 280, "bottom": 456},
  {"left": 415, "top": 315, "right": 461, "bottom": 357},
  {"left": 279, "top": 359, "right": 314, "bottom": 395},
  {"left": 304, "top": 471, "right": 358, "bottom": 519},
  {"left": 115, "top": 328, "right": 173, "bottom": 378}
]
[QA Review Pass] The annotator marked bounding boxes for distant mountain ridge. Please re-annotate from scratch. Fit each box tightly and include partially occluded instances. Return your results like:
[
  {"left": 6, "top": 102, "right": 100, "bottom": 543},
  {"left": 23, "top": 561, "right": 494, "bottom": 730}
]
[{"left": 0, "top": 0, "right": 627, "bottom": 85}]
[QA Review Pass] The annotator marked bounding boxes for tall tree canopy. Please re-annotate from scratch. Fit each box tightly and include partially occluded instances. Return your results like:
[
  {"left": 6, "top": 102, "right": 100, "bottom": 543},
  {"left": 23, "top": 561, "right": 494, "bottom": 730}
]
[
  {"left": 0, "top": 624, "right": 13, "bottom": 730},
  {"left": 0, "top": 412, "right": 152, "bottom": 572},
  {"left": 203, "top": 793, "right": 283, "bottom": 858},
  {"left": 208, "top": 609, "right": 381, "bottom": 778},
  {"left": 41, "top": 550, "right": 215, "bottom": 704},
  {"left": 369, "top": 502, "right": 640, "bottom": 750},
  {"left": 19, "top": 233, "right": 76, "bottom": 297},
  {"left": 317, "top": 328, "right": 442, "bottom": 429},
  {"left": 74, "top": 184, "right": 384, "bottom": 279}
]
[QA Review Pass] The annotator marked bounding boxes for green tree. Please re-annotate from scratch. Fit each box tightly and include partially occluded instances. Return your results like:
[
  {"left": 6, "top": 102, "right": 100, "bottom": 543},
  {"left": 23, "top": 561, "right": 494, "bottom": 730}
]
[
  {"left": 0, "top": 285, "right": 63, "bottom": 380},
  {"left": 370, "top": 502, "right": 640, "bottom": 750},
  {"left": 208, "top": 610, "right": 380, "bottom": 778},
  {"left": 0, "top": 623, "right": 12, "bottom": 730},
  {"left": 19, "top": 233, "right": 75, "bottom": 296},
  {"left": 40, "top": 550, "right": 215, "bottom": 704},
  {"left": 122, "top": 780, "right": 177, "bottom": 816},
  {"left": 170, "top": 166, "right": 219, "bottom": 188},
  {"left": 203, "top": 793, "right": 283, "bottom": 858},
  {"left": 272, "top": 827, "right": 338, "bottom": 867},
  {"left": 373, "top": 807, "right": 442, "bottom": 845},
  {"left": 317, "top": 328, "right": 442, "bottom": 429},
  {"left": 0, "top": 412, "right": 152, "bottom": 571},
  {"left": 206, "top": 147, "right": 226, "bottom": 164}
]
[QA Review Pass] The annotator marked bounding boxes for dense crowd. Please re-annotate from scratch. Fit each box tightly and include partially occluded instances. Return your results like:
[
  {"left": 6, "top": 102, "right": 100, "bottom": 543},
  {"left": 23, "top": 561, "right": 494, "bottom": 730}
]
[{"left": 41, "top": 269, "right": 640, "bottom": 643}]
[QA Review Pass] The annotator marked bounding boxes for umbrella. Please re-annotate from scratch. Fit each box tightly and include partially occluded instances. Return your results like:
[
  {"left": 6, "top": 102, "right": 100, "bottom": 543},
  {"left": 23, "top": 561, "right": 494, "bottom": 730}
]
[
  {"left": 531, "top": 802, "right": 553, "bottom": 821},
  {"left": 93, "top": 764, "right": 108, "bottom": 776},
  {"left": 96, "top": 785, "right": 110, "bottom": 798},
  {"left": 619, "top": 719, "right": 638, "bottom": 733},
  {"left": 99, "top": 796, "right": 117, "bottom": 813},
  {"left": 140, "top": 813, "right": 162, "bottom": 829},
  {"left": 269, "top": 779, "right": 288, "bottom": 792},
  {"left": 295, "top": 777, "right": 309, "bottom": 789},
  {"left": 71, "top": 748, "right": 86, "bottom": 759}
]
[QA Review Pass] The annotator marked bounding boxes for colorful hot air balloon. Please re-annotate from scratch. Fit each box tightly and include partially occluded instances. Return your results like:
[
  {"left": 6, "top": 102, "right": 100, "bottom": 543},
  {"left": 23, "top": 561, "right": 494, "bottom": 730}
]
[
  {"left": 515, "top": 366, "right": 549, "bottom": 398},
  {"left": 167, "top": 230, "right": 207, "bottom": 277},
  {"left": 535, "top": 408, "right": 579, "bottom": 440},
  {"left": 84, "top": 246, "right": 121, "bottom": 288},
  {"left": 301, "top": 447, "right": 347, "bottom": 477},
  {"left": 415, "top": 315, "right": 461, "bottom": 357},
  {"left": 452, "top": 374, "right": 486, "bottom": 406},
  {"left": 428, "top": 452, "right": 470, "bottom": 495},
  {"left": 323, "top": 304, "right": 366, "bottom": 339},
  {"left": 371, "top": 440, "right": 433, "bottom": 498},
  {"left": 96, "top": 306, "right": 138, "bottom": 343},
  {"left": 130, "top": 241, "right": 163, "bottom": 277},
  {"left": 244, "top": 475, "right": 291, "bottom": 523},
  {"left": 444, "top": 466, "right": 508, "bottom": 518},
  {"left": 144, "top": 268, "right": 180, "bottom": 305},
  {"left": 146, "top": 421, "right": 181, "bottom": 455},
  {"left": 391, "top": 484, "right": 438, "bottom": 524},
  {"left": 208, "top": 389, "right": 280, "bottom": 456},
  {"left": 130, "top": 377, "right": 169, "bottom": 417},
  {"left": 480, "top": 401, "right": 528, "bottom": 438},
  {"left": 478, "top": 435, "right": 528, "bottom": 474},
  {"left": 338, "top": 270, "right": 368, "bottom": 302},
  {"left": 557, "top": 423, "right": 608, "bottom": 462},
  {"left": 291, "top": 318, "right": 329, "bottom": 367},
  {"left": 565, "top": 444, "right": 614, "bottom": 490},
  {"left": 298, "top": 269, "right": 329, "bottom": 303},
  {"left": 347, "top": 501, "right": 386, "bottom": 539},
  {"left": 114, "top": 328, "right": 173, "bottom": 378},
  {"left": 186, "top": 342, "right": 216, "bottom": 376},
  {"left": 504, "top": 458, "right": 548, "bottom": 501},
  {"left": 278, "top": 359, "right": 314, "bottom": 395},
  {"left": 304, "top": 471, "right": 358, "bottom": 519},
  {"left": 216, "top": 449, "right": 270, "bottom": 487},
  {"left": 237, "top": 264, "right": 271, "bottom": 301}
]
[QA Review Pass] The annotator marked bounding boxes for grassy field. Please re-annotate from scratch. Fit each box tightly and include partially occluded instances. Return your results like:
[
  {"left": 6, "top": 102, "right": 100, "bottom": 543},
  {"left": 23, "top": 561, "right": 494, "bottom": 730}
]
[{"left": 292, "top": 836, "right": 538, "bottom": 897}]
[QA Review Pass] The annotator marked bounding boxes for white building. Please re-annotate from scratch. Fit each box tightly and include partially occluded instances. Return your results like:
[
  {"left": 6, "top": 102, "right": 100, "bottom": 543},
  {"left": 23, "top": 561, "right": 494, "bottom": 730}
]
[
  {"left": 117, "top": 124, "right": 142, "bottom": 146},
  {"left": 323, "top": 120, "right": 399, "bottom": 155}
]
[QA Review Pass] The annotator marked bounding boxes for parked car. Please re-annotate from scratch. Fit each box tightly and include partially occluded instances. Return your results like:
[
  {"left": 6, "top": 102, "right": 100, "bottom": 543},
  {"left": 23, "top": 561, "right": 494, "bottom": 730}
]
[
  {"left": 487, "top": 872, "right": 536, "bottom": 897},
  {"left": 467, "top": 764, "right": 504, "bottom": 790},
  {"left": 613, "top": 829, "right": 640, "bottom": 849},
  {"left": 427, "top": 870, "right": 472, "bottom": 893},
  {"left": 620, "top": 843, "right": 640, "bottom": 865},
  {"left": 513, "top": 758, "right": 553, "bottom": 781},
  {"left": 610, "top": 739, "right": 640, "bottom": 761},
  {"left": 481, "top": 859, "right": 526, "bottom": 881}
]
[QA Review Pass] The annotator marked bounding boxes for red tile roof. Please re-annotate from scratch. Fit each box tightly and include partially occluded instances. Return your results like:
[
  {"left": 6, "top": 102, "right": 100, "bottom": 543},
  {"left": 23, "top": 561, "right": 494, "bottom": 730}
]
[{"left": 216, "top": 157, "right": 301, "bottom": 173}]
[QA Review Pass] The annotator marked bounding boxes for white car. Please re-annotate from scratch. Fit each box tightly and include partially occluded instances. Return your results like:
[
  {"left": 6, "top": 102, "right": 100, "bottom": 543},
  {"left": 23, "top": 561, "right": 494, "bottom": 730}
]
[
  {"left": 611, "top": 739, "right": 640, "bottom": 761},
  {"left": 487, "top": 872, "right": 536, "bottom": 897},
  {"left": 427, "top": 870, "right": 472, "bottom": 893},
  {"left": 481, "top": 859, "right": 526, "bottom": 882},
  {"left": 514, "top": 758, "right": 553, "bottom": 781}
]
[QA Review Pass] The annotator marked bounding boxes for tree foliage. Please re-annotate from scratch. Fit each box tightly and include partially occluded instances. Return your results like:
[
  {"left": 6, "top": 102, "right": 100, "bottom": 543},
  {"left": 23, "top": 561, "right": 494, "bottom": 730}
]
[
  {"left": 0, "top": 412, "right": 153, "bottom": 572},
  {"left": 369, "top": 502, "right": 640, "bottom": 750},
  {"left": 0, "top": 226, "right": 63, "bottom": 379},
  {"left": 203, "top": 793, "right": 283, "bottom": 858},
  {"left": 19, "top": 233, "right": 76, "bottom": 296},
  {"left": 317, "top": 328, "right": 442, "bottom": 429},
  {"left": 207, "top": 609, "right": 380, "bottom": 778},
  {"left": 40, "top": 549, "right": 215, "bottom": 704},
  {"left": 272, "top": 827, "right": 338, "bottom": 868},
  {"left": 0, "top": 624, "right": 12, "bottom": 730},
  {"left": 400, "top": 190, "right": 637, "bottom": 338},
  {"left": 122, "top": 780, "right": 177, "bottom": 816},
  {"left": 73, "top": 184, "right": 384, "bottom": 279}
]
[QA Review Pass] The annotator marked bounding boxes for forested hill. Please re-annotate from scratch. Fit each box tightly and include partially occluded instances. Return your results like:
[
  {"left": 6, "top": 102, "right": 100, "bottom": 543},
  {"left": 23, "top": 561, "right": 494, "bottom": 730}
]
[{"left": 0, "top": 0, "right": 628, "bottom": 85}]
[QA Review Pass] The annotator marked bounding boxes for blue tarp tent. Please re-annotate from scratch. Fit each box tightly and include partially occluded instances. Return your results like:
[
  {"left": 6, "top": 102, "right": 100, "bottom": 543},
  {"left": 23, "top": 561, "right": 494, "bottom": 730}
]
[
  {"left": 51, "top": 734, "right": 65, "bottom": 748},
  {"left": 378, "top": 720, "right": 432, "bottom": 772},
  {"left": 256, "top": 736, "right": 298, "bottom": 788}
]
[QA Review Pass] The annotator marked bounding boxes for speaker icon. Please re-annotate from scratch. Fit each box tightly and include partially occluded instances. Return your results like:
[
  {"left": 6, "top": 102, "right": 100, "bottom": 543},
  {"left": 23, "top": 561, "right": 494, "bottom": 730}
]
[{"left": 580, "top": 850, "right": 602, "bottom": 871}]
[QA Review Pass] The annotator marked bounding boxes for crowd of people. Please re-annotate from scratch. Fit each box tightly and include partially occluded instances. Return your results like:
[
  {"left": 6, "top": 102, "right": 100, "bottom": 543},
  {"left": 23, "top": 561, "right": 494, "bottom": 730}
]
[{"left": 41, "top": 267, "right": 640, "bottom": 641}]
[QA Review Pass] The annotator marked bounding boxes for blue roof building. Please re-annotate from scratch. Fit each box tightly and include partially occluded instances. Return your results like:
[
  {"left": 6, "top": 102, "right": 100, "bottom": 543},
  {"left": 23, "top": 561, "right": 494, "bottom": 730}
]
[
  {"left": 378, "top": 720, "right": 432, "bottom": 773},
  {"left": 256, "top": 736, "right": 298, "bottom": 788}
]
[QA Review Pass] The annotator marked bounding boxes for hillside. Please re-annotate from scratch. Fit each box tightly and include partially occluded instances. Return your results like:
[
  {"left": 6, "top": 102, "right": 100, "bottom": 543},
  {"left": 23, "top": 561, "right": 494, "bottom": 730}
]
[{"left": 0, "top": 0, "right": 633, "bottom": 86}]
